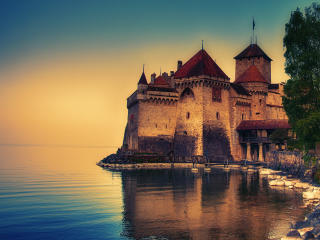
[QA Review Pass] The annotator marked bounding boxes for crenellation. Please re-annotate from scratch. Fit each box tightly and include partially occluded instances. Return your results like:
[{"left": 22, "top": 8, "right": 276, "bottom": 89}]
[{"left": 122, "top": 43, "right": 290, "bottom": 162}]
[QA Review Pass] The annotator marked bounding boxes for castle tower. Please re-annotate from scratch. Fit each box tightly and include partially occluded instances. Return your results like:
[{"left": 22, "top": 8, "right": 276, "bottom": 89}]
[
  {"left": 234, "top": 44, "right": 272, "bottom": 83},
  {"left": 123, "top": 70, "right": 179, "bottom": 153},
  {"left": 123, "top": 71, "right": 149, "bottom": 151},
  {"left": 234, "top": 65, "right": 269, "bottom": 120},
  {"left": 174, "top": 48, "right": 231, "bottom": 160},
  {"left": 137, "top": 70, "right": 148, "bottom": 92}
]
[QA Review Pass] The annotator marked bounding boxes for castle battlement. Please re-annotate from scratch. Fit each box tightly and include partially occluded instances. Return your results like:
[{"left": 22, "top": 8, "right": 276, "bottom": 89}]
[{"left": 122, "top": 43, "right": 289, "bottom": 162}]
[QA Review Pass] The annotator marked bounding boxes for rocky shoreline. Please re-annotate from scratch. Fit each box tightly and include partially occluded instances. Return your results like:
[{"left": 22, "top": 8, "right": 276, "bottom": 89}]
[{"left": 260, "top": 168, "right": 320, "bottom": 240}]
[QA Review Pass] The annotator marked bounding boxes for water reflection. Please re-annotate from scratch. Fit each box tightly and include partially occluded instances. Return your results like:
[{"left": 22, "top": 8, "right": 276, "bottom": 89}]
[
  {"left": 118, "top": 168, "right": 306, "bottom": 240},
  {"left": 0, "top": 147, "right": 308, "bottom": 240}
]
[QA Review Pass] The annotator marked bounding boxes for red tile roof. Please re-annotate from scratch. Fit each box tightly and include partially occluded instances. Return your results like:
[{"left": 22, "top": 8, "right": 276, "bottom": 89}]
[
  {"left": 174, "top": 49, "right": 229, "bottom": 79},
  {"left": 237, "top": 119, "right": 290, "bottom": 130},
  {"left": 153, "top": 75, "right": 169, "bottom": 86},
  {"left": 234, "top": 44, "right": 272, "bottom": 61},
  {"left": 235, "top": 65, "right": 268, "bottom": 84},
  {"left": 138, "top": 72, "right": 148, "bottom": 85}
]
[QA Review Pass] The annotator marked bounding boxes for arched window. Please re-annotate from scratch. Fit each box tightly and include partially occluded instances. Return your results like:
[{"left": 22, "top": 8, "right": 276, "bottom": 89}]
[
  {"left": 186, "top": 112, "right": 190, "bottom": 119},
  {"left": 180, "top": 87, "right": 195, "bottom": 99},
  {"left": 216, "top": 112, "right": 220, "bottom": 120}
]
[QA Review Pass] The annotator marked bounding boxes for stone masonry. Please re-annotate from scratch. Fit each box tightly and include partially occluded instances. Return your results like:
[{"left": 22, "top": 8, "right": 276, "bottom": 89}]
[{"left": 122, "top": 43, "right": 289, "bottom": 162}]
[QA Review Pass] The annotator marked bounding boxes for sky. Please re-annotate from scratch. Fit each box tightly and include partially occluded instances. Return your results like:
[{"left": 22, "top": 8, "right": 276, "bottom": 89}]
[{"left": 0, "top": 0, "right": 316, "bottom": 150}]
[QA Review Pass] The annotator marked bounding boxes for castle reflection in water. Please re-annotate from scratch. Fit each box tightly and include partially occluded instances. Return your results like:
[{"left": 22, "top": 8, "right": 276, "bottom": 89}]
[{"left": 116, "top": 169, "right": 306, "bottom": 240}]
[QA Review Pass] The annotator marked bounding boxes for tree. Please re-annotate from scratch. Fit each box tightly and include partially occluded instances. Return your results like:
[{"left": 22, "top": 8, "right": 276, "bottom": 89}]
[
  {"left": 283, "top": 3, "right": 320, "bottom": 152},
  {"left": 269, "top": 128, "right": 289, "bottom": 145}
]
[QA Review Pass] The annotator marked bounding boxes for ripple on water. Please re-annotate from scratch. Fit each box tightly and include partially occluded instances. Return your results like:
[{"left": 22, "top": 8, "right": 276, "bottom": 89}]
[{"left": 0, "top": 148, "right": 310, "bottom": 240}]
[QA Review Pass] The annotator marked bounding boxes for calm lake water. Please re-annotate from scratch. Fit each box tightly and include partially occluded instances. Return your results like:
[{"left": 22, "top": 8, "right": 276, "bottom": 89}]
[{"left": 0, "top": 147, "right": 308, "bottom": 240}]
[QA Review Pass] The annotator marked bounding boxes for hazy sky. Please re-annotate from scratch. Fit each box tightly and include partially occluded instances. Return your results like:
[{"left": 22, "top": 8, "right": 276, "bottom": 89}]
[{"left": 0, "top": 0, "right": 315, "bottom": 148}]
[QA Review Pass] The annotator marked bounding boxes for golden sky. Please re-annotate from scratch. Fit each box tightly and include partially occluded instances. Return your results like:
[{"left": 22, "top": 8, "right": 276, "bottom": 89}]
[{"left": 0, "top": 0, "right": 314, "bottom": 149}]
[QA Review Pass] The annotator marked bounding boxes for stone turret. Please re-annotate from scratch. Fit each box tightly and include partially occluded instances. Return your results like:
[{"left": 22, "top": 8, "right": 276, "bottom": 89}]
[{"left": 137, "top": 71, "right": 148, "bottom": 92}]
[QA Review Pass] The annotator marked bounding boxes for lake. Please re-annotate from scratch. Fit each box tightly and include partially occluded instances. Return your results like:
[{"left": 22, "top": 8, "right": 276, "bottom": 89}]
[{"left": 0, "top": 147, "right": 308, "bottom": 240}]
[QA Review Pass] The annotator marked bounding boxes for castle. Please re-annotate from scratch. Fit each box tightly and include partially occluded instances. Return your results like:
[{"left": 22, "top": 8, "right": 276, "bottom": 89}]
[{"left": 122, "top": 42, "right": 290, "bottom": 162}]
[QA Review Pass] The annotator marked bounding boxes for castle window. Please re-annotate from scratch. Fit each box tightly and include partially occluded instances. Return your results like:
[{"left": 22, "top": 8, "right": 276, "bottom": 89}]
[
  {"left": 166, "top": 124, "right": 167, "bottom": 128},
  {"left": 184, "top": 131, "right": 188, "bottom": 135},
  {"left": 216, "top": 112, "right": 220, "bottom": 120},
  {"left": 186, "top": 112, "right": 190, "bottom": 119},
  {"left": 242, "top": 113, "right": 245, "bottom": 120},
  {"left": 155, "top": 123, "right": 157, "bottom": 128},
  {"left": 130, "top": 114, "right": 134, "bottom": 125},
  {"left": 256, "top": 112, "right": 260, "bottom": 115},
  {"left": 259, "top": 99, "right": 262, "bottom": 105},
  {"left": 181, "top": 88, "right": 195, "bottom": 99},
  {"left": 212, "top": 87, "right": 222, "bottom": 102}
]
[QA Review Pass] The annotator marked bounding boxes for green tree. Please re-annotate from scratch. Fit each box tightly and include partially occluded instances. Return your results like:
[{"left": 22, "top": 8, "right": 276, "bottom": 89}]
[
  {"left": 283, "top": 3, "right": 320, "bottom": 152},
  {"left": 269, "top": 129, "right": 289, "bottom": 145}
]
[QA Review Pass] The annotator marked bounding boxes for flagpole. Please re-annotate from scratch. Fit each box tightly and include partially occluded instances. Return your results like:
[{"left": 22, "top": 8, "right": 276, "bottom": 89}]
[{"left": 252, "top": 17, "right": 255, "bottom": 45}]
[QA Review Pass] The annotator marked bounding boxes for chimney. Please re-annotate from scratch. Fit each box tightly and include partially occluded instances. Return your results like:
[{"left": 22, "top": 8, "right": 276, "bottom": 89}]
[
  {"left": 151, "top": 73, "right": 156, "bottom": 84},
  {"left": 162, "top": 72, "right": 168, "bottom": 78},
  {"left": 170, "top": 71, "right": 174, "bottom": 76},
  {"left": 177, "top": 60, "right": 182, "bottom": 71}
]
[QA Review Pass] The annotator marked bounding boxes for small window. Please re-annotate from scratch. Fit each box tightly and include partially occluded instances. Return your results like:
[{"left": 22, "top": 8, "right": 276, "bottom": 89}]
[
  {"left": 212, "top": 87, "right": 222, "bottom": 102},
  {"left": 155, "top": 124, "right": 157, "bottom": 128},
  {"left": 165, "top": 124, "right": 167, "bottom": 128},
  {"left": 184, "top": 131, "right": 188, "bottom": 135},
  {"left": 186, "top": 112, "right": 190, "bottom": 119},
  {"left": 259, "top": 99, "right": 262, "bottom": 105},
  {"left": 242, "top": 113, "right": 245, "bottom": 120},
  {"left": 256, "top": 112, "right": 260, "bottom": 115},
  {"left": 216, "top": 112, "right": 220, "bottom": 120}
]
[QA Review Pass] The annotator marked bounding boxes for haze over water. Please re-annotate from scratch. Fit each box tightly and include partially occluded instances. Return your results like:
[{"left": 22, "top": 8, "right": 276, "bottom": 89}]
[{"left": 0, "top": 146, "right": 309, "bottom": 240}]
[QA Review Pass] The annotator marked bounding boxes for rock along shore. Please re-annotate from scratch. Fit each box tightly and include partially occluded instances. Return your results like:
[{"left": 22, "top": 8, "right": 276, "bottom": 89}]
[{"left": 260, "top": 168, "right": 320, "bottom": 240}]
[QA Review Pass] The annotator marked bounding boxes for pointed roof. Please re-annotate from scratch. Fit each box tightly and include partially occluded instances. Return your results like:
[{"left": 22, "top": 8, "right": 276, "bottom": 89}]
[
  {"left": 138, "top": 72, "right": 148, "bottom": 85},
  {"left": 235, "top": 65, "right": 268, "bottom": 84},
  {"left": 174, "top": 49, "right": 229, "bottom": 79},
  {"left": 234, "top": 44, "right": 272, "bottom": 61}
]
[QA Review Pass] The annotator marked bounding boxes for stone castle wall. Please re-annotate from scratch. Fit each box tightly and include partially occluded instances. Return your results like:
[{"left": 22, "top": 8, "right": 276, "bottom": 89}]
[
  {"left": 266, "top": 87, "right": 288, "bottom": 120},
  {"left": 124, "top": 102, "right": 139, "bottom": 150},
  {"left": 202, "top": 85, "right": 232, "bottom": 161},
  {"left": 138, "top": 100, "right": 177, "bottom": 137},
  {"left": 238, "top": 82, "right": 268, "bottom": 120},
  {"left": 229, "top": 88, "right": 252, "bottom": 160},
  {"left": 175, "top": 86, "right": 204, "bottom": 156}
]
